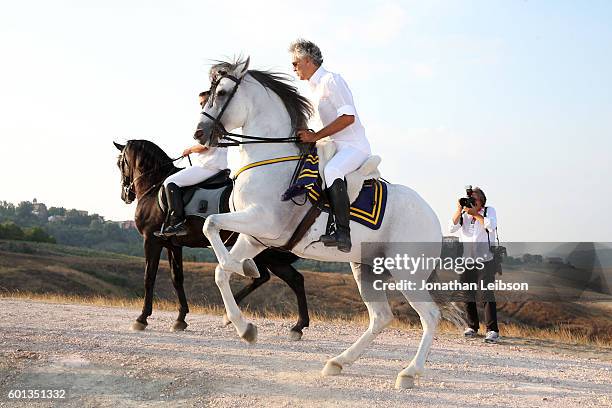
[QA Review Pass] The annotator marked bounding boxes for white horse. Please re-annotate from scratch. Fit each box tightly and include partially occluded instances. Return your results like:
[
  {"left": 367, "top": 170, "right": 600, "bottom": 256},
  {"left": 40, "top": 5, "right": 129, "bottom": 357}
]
[{"left": 195, "top": 57, "right": 448, "bottom": 389}]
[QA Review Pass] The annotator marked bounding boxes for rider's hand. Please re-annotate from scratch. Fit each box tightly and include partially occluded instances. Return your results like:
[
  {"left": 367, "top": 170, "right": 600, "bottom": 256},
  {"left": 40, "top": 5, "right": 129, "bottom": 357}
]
[
  {"left": 297, "top": 129, "right": 318, "bottom": 143},
  {"left": 182, "top": 148, "right": 192, "bottom": 157}
]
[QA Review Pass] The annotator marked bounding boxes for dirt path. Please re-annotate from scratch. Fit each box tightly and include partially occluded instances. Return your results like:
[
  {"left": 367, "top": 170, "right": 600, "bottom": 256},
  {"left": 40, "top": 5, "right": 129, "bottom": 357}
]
[{"left": 0, "top": 298, "right": 610, "bottom": 407}]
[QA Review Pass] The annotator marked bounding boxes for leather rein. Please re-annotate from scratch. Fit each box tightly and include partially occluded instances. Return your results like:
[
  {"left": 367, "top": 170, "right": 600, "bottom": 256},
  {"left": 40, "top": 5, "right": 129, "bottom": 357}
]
[
  {"left": 119, "top": 149, "right": 187, "bottom": 201},
  {"left": 200, "top": 72, "right": 301, "bottom": 148}
]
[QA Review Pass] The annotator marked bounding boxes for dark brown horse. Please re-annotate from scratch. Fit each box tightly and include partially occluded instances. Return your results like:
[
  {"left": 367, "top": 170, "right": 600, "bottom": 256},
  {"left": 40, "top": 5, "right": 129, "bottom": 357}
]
[{"left": 114, "top": 139, "right": 309, "bottom": 340}]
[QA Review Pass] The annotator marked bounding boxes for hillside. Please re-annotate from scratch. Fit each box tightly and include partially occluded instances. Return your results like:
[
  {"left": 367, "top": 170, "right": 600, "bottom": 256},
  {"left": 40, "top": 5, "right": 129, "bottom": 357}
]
[
  {"left": 0, "top": 240, "right": 362, "bottom": 318},
  {"left": 0, "top": 240, "right": 611, "bottom": 343}
]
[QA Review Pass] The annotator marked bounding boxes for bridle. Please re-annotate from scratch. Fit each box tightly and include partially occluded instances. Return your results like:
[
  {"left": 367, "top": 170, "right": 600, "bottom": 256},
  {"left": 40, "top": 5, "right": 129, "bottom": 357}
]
[
  {"left": 118, "top": 147, "right": 183, "bottom": 203},
  {"left": 118, "top": 151, "right": 137, "bottom": 202},
  {"left": 199, "top": 72, "right": 301, "bottom": 147}
]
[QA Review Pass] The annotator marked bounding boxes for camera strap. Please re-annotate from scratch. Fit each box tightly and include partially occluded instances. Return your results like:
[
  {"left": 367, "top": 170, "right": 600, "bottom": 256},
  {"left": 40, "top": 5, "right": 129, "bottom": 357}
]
[{"left": 484, "top": 206, "right": 501, "bottom": 249}]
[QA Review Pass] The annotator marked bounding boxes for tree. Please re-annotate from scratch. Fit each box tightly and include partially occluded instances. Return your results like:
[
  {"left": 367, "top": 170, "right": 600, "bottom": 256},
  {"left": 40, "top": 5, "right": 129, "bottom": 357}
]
[
  {"left": 48, "top": 206, "right": 66, "bottom": 217},
  {"left": 0, "top": 222, "right": 25, "bottom": 240},
  {"left": 0, "top": 201, "right": 16, "bottom": 218},
  {"left": 24, "top": 227, "right": 56, "bottom": 243},
  {"left": 16, "top": 201, "right": 34, "bottom": 220},
  {"left": 65, "top": 209, "right": 91, "bottom": 226}
]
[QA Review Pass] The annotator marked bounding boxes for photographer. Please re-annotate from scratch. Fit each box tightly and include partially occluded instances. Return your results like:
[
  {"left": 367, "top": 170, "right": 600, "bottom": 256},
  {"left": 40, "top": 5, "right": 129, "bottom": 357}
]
[{"left": 450, "top": 186, "right": 500, "bottom": 343}]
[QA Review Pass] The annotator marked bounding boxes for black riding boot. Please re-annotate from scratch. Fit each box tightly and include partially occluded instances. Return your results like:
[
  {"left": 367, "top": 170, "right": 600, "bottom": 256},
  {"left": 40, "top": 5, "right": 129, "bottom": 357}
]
[
  {"left": 320, "top": 178, "right": 352, "bottom": 252},
  {"left": 161, "top": 183, "right": 187, "bottom": 237}
]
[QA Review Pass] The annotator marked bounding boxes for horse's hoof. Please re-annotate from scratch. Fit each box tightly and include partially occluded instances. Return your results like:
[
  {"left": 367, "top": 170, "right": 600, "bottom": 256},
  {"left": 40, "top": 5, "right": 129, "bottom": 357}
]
[
  {"left": 395, "top": 375, "right": 415, "bottom": 389},
  {"left": 240, "top": 323, "right": 258, "bottom": 344},
  {"left": 288, "top": 329, "right": 303, "bottom": 341},
  {"left": 172, "top": 320, "right": 188, "bottom": 332},
  {"left": 321, "top": 360, "right": 343, "bottom": 376},
  {"left": 221, "top": 314, "right": 231, "bottom": 327},
  {"left": 242, "top": 258, "right": 260, "bottom": 278},
  {"left": 131, "top": 321, "right": 147, "bottom": 331}
]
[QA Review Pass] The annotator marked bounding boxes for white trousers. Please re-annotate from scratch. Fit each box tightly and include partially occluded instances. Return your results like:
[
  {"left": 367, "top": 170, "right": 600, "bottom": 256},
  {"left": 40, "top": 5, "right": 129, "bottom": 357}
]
[
  {"left": 163, "top": 166, "right": 220, "bottom": 188},
  {"left": 323, "top": 145, "right": 370, "bottom": 187}
]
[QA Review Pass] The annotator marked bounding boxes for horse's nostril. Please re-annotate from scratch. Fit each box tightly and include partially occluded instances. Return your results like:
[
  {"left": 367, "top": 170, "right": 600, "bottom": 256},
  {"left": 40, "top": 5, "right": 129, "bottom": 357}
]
[{"left": 194, "top": 129, "right": 203, "bottom": 140}]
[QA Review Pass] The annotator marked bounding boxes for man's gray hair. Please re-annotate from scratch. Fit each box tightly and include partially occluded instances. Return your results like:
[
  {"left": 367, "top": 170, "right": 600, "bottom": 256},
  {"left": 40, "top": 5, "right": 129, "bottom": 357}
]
[{"left": 288, "top": 39, "right": 323, "bottom": 66}]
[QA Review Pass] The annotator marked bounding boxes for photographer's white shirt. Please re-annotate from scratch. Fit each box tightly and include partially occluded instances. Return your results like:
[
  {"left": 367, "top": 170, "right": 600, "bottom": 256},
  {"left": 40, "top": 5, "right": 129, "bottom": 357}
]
[{"left": 449, "top": 206, "right": 497, "bottom": 261}]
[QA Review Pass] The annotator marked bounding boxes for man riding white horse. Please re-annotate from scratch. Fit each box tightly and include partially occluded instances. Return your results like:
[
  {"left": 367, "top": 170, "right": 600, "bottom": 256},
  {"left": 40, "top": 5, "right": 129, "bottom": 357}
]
[
  {"left": 290, "top": 39, "right": 372, "bottom": 253},
  {"left": 194, "top": 55, "right": 450, "bottom": 389}
]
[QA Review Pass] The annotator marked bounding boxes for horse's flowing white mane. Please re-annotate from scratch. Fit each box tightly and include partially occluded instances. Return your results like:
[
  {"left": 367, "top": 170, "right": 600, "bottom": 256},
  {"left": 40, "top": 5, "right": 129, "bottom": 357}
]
[{"left": 209, "top": 57, "right": 314, "bottom": 133}]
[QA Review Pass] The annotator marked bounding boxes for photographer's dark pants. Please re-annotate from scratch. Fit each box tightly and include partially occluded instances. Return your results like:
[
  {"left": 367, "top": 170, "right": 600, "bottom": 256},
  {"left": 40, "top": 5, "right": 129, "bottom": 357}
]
[{"left": 460, "top": 260, "right": 499, "bottom": 333}]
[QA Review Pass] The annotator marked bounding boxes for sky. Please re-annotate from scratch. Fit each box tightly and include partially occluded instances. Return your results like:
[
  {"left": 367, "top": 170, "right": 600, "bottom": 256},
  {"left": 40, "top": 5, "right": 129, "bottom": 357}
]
[{"left": 0, "top": 0, "right": 611, "bottom": 242}]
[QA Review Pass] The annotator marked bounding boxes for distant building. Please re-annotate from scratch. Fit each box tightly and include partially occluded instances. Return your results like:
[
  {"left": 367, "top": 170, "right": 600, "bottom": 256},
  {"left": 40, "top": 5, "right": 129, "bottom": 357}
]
[
  {"left": 31, "top": 198, "right": 48, "bottom": 219},
  {"left": 120, "top": 220, "right": 137, "bottom": 230},
  {"left": 91, "top": 214, "right": 105, "bottom": 223},
  {"left": 48, "top": 215, "right": 67, "bottom": 223},
  {"left": 546, "top": 257, "right": 564, "bottom": 264}
]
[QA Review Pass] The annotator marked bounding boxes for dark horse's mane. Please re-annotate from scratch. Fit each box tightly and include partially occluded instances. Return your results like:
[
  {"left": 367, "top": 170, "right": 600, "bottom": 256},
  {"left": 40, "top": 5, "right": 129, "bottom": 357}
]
[
  {"left": 210, "top": 58, "right": 313, "bottom": 152},
  {"left": 125, "top": 139, "right": 178, "bottom": 181}
]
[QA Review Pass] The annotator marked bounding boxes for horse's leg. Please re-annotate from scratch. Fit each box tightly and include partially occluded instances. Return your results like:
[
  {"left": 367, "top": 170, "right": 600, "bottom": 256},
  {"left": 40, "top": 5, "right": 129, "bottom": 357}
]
[
  {"left": 167, "top": 245, "right": 189, "bottom": 332},
  {"left": 394, "top": 289, "right": 440, "bottom": 389},
  {"left": 267, "top": 263, "right": 310, "bottom": 341},
  {"left": 220, "top": 265, "right": 271, "bottom": 327},
  {"left": 213, "top": 234, "right": 266, "bottom": 342},
  {"left": 322, "top": 263, "right": 393, "bottom": 376},
  {"left": 203, "top": 209, "right": 274, "bottom": 277},
  {"left": 133, "top": 238, "right": 162, "bottom": 330}
]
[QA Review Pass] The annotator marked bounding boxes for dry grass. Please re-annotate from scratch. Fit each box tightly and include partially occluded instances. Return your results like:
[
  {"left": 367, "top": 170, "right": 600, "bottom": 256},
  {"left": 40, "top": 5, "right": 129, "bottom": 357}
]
[{"left": 2, "top": 291, "right": 610, "bottom": 349}]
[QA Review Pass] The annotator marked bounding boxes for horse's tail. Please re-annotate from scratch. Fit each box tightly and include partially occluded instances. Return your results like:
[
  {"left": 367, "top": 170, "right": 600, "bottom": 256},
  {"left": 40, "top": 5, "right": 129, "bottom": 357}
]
[
  {"left": 436, "top": 301, "right": 466, "bottom": 329},
  {"left": 429, "top": 269, "right": 467, "bottom": 330}
]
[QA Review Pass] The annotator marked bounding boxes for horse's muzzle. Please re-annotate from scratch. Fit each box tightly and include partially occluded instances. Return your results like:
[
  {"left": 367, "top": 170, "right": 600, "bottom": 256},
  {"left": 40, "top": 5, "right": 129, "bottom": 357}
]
[
  {"left": 193, "top": 128, "right": 205, "bottom": 141},
  {"left": 194, "top": 124, "right": 216, "bottom": 147}
]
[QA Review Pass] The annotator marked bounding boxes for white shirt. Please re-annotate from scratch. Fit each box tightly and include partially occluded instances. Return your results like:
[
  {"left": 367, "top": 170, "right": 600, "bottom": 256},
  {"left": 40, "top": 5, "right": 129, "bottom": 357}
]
[
  {"left": 196, "top": 147, "right": 228, "bottom": 170},
  {"left": 449, "top": 206, "right": 498, "bottom": 261},
  {"left": 308, "top": 66, "right": 371, "bottom": 155}
]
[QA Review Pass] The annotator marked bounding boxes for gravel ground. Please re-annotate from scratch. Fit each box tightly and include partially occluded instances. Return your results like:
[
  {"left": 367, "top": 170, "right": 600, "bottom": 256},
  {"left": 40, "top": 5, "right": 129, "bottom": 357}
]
[{"left": 0, "top": 298, "right": 610, "bottom": 407}]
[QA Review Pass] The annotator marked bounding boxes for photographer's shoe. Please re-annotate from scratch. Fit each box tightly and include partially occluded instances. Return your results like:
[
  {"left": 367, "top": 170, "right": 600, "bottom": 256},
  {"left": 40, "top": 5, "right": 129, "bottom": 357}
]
[
  {"left": 484, "top": 331, "right": 500, "bottom": 343},
  {"left": 463, "top": 328, "right": 477, "bottom": 338}
]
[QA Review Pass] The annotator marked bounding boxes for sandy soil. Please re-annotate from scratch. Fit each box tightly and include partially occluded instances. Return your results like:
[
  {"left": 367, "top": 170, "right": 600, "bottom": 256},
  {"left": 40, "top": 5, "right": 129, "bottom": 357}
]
[{"left": 0, "top": 298, "right": 610, "bottom": 408}]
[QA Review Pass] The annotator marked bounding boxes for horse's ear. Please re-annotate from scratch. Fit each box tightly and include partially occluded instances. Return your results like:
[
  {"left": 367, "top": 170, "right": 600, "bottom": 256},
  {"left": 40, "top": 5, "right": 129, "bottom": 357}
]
[
  {"left": 113, "top": 141, "right": 125, "bottom": 151},
  {"left": 238, "top": 56, "right": 250, "bottom": 75}
]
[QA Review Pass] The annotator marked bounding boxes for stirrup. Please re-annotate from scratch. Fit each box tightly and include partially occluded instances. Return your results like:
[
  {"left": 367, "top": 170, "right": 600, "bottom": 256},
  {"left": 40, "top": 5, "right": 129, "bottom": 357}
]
[
  {"left": 319, "top": 230, "right": 351, "bottom": 252},
  {"left": 320, "top": 230, "right": 339, "bottom": 246},
  {"left": 153, "top": 223, "right": 167, "bottom": 238},
  {"left": 162, "top": 220, "right": 188, "bottom": 237}
]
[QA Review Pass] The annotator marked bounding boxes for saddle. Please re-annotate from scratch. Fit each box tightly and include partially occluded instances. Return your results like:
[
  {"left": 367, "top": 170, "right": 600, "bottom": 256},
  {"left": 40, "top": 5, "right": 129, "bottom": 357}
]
[
  {"left": 279, "top": 142, "right": 388, "bottom": 250},
  {"left": 158, "top": 169, "right": 233, "bottom": 218},
  {"left": 317, "top": 138, "right": 382, "bottom": 203}
]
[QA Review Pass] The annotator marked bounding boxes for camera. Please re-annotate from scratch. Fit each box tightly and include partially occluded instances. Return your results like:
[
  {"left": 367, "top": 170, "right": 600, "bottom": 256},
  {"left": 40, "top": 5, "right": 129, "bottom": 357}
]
[{"left": 459, "top": 185, "right": 477, "bottom": 208}]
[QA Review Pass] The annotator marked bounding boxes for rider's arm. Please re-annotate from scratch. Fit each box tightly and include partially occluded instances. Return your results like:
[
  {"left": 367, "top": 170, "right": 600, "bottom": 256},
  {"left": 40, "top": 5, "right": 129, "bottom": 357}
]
[
  {"left": 312, "top": 115, "right": 355, "bottom": 140},
  {"left": 183, "top": 144, "right": 209, "bottom": 156},
  {"left": 316, "top": 75, "right": 356, "bottom": 139},
  {"left": 298, "top": 75, "right": 357, "bottom": 142}
]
